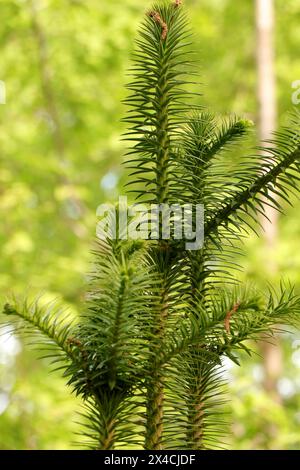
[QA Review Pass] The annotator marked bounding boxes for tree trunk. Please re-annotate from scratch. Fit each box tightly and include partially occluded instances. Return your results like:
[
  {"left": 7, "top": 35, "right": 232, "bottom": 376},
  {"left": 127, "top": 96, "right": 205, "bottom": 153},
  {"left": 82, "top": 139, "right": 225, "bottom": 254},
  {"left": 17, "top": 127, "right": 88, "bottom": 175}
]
[{"left": 256, "top": 0, "right": 282, "bottom": 409}]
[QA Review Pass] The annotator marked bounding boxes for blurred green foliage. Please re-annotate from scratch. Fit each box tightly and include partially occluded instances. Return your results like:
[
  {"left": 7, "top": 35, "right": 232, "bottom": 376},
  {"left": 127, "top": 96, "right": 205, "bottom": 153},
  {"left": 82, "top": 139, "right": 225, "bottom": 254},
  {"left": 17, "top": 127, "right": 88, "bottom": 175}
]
[{"left": 0, "top": 0, "right": 300, "bottom": 449}]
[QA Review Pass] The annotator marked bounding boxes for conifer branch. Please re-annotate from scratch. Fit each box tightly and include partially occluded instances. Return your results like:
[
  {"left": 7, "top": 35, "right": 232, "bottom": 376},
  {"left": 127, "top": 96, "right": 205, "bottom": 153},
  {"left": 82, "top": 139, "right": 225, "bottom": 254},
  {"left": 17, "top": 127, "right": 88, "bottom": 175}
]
[
  {"left": 206, "top": 139, "right": 300, "bottom": 238},
  {"left": 2, "top": 299, "right": 75, "bottom": 360}
]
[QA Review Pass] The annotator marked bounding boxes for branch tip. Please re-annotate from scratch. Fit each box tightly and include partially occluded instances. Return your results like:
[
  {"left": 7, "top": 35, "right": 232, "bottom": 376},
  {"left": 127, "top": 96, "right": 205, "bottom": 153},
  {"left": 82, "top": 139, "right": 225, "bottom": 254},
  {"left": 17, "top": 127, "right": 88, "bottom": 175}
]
[{"left": 147, "top": 10, "right": 168, "bottom": 41}]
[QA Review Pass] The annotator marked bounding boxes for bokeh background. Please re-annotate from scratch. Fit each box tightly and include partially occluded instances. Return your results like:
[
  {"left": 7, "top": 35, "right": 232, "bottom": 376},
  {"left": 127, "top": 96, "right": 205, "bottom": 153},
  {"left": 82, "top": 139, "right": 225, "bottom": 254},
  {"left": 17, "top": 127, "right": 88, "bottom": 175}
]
[{"left": 1, "top": 0, "right": 300, "bottom": 449}]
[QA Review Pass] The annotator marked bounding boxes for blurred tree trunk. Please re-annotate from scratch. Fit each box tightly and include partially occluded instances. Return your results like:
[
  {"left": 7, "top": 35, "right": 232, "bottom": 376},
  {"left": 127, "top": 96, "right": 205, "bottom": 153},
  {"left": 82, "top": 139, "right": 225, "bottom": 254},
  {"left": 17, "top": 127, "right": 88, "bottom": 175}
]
[{"left": 256, "top": 0, "right": 282, "bottom": 406}]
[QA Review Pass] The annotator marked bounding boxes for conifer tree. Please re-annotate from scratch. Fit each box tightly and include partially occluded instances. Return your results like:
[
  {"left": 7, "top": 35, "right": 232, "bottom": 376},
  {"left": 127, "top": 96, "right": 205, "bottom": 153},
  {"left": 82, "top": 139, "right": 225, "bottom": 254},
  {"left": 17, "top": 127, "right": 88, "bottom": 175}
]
[{"left": 2, "top": 0, "right": 300, "bottom": 450}]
